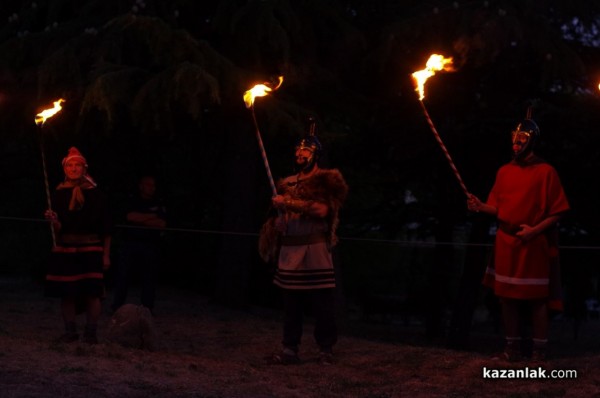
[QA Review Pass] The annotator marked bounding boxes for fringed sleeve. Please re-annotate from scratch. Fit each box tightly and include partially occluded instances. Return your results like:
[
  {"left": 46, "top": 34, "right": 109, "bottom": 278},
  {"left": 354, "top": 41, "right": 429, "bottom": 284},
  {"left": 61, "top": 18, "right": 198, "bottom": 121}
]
[
  {"left": 304, "top": 169, "right": 348, "bottom": 246},
  {"left": 258, "top": 216, "right": 280, "bottom": 264}
]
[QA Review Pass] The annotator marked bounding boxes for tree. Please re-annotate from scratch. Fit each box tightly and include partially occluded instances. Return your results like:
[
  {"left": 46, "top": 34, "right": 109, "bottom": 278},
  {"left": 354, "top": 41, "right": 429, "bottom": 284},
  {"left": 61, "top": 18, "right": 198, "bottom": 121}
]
[{"left": 1, "top": 0, "right": 599, "bottom": 311}]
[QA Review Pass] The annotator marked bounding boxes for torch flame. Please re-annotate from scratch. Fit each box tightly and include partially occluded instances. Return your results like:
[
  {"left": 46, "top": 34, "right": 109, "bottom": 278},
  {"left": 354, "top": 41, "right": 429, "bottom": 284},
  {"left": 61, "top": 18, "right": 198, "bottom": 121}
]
[
  {"left": 35, "top": 99, "right": 65, "bottom": 126},
  {"left": 243, "top": 76, "right": 283, "bottom": 108},
  {"left": 412, "top": 54, "right": 454, "bottom": 101}
]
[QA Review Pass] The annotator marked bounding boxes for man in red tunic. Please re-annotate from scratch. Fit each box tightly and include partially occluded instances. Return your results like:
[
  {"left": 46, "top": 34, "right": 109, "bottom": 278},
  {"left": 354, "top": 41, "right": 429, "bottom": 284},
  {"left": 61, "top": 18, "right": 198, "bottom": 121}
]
[{"left": 467, "top": 118, "right": 569, "bottom": 361}]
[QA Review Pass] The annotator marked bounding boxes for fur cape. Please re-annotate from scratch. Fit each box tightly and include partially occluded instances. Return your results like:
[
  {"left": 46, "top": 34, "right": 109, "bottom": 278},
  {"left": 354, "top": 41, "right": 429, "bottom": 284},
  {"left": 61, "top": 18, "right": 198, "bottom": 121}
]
[{"left": 258, "top": 168, "right": 348, "bottom": 263}]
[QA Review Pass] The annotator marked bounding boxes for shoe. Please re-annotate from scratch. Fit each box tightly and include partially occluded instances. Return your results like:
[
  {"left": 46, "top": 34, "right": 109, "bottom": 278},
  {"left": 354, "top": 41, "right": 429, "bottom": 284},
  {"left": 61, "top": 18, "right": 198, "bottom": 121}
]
[
  {"left": 491, "top": 349, "right": 521, "bottom": 362},
  {"left": 55, "top": 332, "right": 79, "bottom": 344},
  {"left": 318, "top": 351, "right": 334, "bottom": 365},
  {"left": 83, "top": 334, "right": 98, "bottom": 345},
  {"left": 265, "top": 349, "right": 301, "bottom": 365},
  {"left": 502, "top": 350, "right": 522, "bottom": 362},
  {"left": 531, "top": 348, "right": 546, "bottom": 362},
  {"left": 83, "top": 325, "right": 98, "bottom": 345},
  {"left": 492, "top": 338, "right": 521, "bottom": 362},
  {"left": 531, "top": 339, "right": 547, "bottom": 362}
]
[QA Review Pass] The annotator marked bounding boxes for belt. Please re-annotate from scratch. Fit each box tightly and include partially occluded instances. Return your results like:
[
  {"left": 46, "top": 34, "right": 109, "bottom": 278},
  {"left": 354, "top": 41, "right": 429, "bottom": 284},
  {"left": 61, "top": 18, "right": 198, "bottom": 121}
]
[
  {"left": 58, "top": 234, "right": 102, "bottom": 245},
  {"left": 52, "top": 246, "right": 104, "bottom": 253},
  {"left": 280, "top": 233, "right": 328, "bottom": 246},
  {"left": 498, "top": 222, "right": 521, "bottom": 237}
]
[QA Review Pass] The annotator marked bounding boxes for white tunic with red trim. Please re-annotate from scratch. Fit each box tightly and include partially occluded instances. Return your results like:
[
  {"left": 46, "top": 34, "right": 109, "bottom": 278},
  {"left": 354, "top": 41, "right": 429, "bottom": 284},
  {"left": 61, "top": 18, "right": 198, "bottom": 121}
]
[{"left": 272, "top": 169, "right": 348, "bottom": 290}]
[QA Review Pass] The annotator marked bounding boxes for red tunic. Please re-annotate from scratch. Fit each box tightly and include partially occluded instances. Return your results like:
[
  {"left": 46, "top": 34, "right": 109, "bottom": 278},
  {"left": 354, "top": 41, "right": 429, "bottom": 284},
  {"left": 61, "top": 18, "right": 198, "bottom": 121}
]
[{"left": 483, "top": 159, "right": 569, "bottom": 300}]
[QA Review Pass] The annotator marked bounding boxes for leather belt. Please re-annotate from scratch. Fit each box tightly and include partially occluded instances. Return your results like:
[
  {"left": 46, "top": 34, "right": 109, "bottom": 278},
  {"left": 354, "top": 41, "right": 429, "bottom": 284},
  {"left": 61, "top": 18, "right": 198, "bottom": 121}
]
[
  {"left": 498, "top": 222, "right": 521, "bottom": 237},
  {"left": 280, "top": 233, "right": 327, "bottom": 246},
  {"left": 58, "top": 234, "right": 102, "bottom": 245}
]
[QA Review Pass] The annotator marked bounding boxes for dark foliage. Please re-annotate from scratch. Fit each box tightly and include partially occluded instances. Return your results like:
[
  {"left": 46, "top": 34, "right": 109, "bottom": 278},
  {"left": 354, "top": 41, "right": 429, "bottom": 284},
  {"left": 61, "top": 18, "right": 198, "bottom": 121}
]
[{"left": 0, "top": 0, "right": 599, "bottom": 314}]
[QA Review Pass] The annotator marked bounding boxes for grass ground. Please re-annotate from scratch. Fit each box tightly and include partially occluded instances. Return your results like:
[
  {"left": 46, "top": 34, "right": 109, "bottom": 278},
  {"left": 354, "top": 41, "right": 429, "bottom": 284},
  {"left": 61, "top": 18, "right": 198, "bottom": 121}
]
[{"left": 1, "top": 277, "right": 599, "bottom": 398}]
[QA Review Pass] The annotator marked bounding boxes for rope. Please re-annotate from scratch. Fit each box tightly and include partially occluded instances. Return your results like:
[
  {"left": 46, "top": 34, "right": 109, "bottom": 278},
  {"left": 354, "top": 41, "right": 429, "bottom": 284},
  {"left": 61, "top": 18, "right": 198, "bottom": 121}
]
[{"left": 1, "top": 215, "right": 598, "bottom": 250}]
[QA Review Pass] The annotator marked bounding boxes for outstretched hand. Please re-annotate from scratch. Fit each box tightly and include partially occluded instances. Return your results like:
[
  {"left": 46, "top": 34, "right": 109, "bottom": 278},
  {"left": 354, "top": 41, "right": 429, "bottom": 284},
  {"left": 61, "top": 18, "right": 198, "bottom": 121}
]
[
  {"left": 466, "top": 193, "right": 482, "bottom": 212},
  {"left": 44, "top": 209, "right": 58, "bottom": 221}
]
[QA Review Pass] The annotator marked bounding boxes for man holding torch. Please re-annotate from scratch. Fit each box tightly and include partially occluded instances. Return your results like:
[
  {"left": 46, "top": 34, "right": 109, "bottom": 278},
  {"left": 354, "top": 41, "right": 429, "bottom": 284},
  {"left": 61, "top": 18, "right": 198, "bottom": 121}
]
[
  {"left": 44, "top": 147, "right": 112, "bottom": 344},
  {"left": 259, "top": 125, "right": 348, "bottom": 365},
  {"left": 466, "top": 118, "right": 569, "bottom": 361}
]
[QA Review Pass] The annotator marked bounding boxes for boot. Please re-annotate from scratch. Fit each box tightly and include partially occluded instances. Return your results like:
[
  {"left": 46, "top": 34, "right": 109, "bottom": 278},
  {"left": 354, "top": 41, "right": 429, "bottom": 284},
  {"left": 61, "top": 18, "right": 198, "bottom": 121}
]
[
  {"left": 83, "top": 324, "right": 98, "bottom": 345},
  {"left": 502, "top": 337, "right": 522, "bottom": 362},
  {"left": 56, "top": 321, "right": 78, "bottom": 343},
  {"left": 531, "top": 338, "right": 547, "bottom": 361}
]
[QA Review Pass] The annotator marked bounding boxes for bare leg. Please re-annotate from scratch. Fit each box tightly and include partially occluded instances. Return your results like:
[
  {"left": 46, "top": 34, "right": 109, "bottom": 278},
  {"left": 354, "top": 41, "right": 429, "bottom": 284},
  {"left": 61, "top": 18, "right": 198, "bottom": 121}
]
[
  {"left": 500, "top": 298, "right": 520, "bottom": 338},
  {"left": 84, "top": 297, "right": 102, "bottom": 344},
  {"left": 531, "top": 299, "right": 548, "bottom": 340},
  {"left": 86, "top": 297, "right": 101, "bottom": 325},
  {"left": 61, "top": 298, "right": 76, "bottom": 324},
  {"left": 58, "top": 298, "right": 79, "bottom": 342},
  {"left": 500, "top": 298, "right": 521, "bottom": 361},
  {"left": 531, "top": 299, "right": 548, "bottom": 360}
]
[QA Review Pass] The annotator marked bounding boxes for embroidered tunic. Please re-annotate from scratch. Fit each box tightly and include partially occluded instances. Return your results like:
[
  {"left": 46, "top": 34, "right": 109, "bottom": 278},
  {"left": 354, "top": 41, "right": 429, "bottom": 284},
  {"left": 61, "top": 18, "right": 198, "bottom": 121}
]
[
  {"left": 45, "top": 187, "right": 112, "bottom": 299},
  {"left": 268, "top": 169, "right": 348, "bottom": 290},
  {"left": 483, "top": 160, "right": 569, "bottom": 299}
]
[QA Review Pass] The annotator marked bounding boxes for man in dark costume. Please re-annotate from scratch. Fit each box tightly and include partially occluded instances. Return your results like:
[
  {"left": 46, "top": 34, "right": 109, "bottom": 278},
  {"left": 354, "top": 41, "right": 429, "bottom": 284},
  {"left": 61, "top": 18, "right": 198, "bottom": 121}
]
[
  {"left": 260, "top": 126, "right": 348, "bottom": 365},
  {"left": 112, "top": 174, "right": 166, "bottom": 314},
  {"left": 467, "top": 118, "right": 569, "bottom": 361}
]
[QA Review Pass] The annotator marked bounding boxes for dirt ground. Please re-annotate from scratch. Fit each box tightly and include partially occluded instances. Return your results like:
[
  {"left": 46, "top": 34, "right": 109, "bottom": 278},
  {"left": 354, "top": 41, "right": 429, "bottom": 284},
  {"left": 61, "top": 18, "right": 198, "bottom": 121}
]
[{"left": 1, "top": 277, "right": 599, "bottom": 398}]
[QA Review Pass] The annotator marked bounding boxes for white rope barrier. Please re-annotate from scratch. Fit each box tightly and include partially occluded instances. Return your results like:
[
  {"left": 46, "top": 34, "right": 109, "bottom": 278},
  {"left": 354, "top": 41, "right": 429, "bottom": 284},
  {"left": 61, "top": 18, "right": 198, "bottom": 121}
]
[{"left": 1, "top": 215, "right": 598, "bottom": 250}]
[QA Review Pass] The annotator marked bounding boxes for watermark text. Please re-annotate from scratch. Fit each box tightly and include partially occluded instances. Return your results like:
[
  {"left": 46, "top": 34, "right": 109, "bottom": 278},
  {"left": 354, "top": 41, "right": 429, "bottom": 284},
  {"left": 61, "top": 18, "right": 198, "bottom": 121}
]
[{"left": 482, "top": 366, "right": 577, "bottom": 379}]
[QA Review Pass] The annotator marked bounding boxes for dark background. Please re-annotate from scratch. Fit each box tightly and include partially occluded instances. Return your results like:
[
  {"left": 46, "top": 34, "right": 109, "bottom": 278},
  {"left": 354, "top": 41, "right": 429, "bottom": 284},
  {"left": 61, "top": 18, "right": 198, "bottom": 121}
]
[{"left": 0, "top": 0, "right": 599, "bottom": 342}]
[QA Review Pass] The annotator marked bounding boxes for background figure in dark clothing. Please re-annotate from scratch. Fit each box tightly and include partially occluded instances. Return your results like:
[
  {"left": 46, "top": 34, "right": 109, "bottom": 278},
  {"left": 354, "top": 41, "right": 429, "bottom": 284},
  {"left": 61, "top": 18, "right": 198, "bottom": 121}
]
[{"left": 112, "top": 175, "right": 166, "bottom": 314}]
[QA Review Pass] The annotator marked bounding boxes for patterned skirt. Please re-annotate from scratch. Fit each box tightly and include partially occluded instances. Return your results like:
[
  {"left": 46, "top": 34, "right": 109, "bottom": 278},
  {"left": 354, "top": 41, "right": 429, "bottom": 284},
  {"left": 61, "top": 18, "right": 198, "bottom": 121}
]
[{"left": 45, "top": 240, "right": 105, "bottom": 299}]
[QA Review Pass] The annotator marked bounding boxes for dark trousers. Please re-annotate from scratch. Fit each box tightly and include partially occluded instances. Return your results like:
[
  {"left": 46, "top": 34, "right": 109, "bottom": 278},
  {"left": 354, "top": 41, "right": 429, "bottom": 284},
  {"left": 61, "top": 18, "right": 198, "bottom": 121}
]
[
  {"left": 282, "top": 288, "right": 337, "bottom": 353},
  {"left": 112, "top": 241, "right": 159, "bottom": 311}
]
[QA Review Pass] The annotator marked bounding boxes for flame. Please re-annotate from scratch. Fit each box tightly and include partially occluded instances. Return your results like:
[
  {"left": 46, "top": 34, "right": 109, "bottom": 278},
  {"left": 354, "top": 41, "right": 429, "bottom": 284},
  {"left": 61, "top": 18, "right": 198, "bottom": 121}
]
[
  {"left": 243, "top": 76, "right": 283, "bottom": 108},
  {"left": 35, "top": 98, "right": 65, "bottom": 126},
  {"left": 412, "top": 54, "right": 454, "bottom": 101}
]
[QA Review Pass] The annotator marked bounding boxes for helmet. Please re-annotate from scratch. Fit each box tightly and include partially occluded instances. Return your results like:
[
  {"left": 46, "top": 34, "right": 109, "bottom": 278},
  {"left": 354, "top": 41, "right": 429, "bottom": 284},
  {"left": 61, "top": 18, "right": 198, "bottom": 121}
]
[
  {"left": 514, "top": 119, "right": 540, "bottom": 139},
  {"left": 295, "top": 135, "right": 322, "bottom": 156},
  {"left": 294, "top": 119, "right": 322, "bottom": 172},
  {"left": 511, "top": 119, "right": 540, "bottom": 160}
]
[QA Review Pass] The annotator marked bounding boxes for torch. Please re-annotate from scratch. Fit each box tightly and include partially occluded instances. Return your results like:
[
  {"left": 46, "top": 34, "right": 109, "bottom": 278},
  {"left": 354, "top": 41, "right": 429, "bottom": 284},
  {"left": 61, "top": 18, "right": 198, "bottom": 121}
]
[
  {"left": 411, "top": 54, "right": 469, "bottom": 197},
  {"left": 35, "top": 98, "right": 65, "bottom": 247},
  {"left": 243, "top": 76, "right": 283, "bottom": 197}
]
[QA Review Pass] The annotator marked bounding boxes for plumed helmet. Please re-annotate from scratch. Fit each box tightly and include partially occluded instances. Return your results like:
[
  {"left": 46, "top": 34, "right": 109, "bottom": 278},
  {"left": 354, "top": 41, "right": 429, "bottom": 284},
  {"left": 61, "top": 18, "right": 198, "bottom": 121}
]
[
  {"left": 294, "top": 118, "right": 322, "bottom": 171},
  {"left": 513, "top": 119, "right": 540, "bottom": 140},
  {"left": 511, "top": 118, "right": 540, "bottom": 160},
  {"left": 295, "top": 135, "right": 322, "bottom": 156}
]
